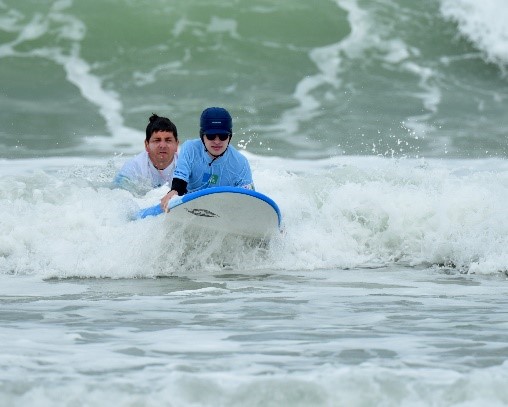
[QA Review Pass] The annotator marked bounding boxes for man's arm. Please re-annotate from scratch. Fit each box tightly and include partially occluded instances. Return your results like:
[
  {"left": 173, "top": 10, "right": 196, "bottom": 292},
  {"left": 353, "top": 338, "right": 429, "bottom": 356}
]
[{"left": 160, "top": 178, "right": 188, "bottom": 212}]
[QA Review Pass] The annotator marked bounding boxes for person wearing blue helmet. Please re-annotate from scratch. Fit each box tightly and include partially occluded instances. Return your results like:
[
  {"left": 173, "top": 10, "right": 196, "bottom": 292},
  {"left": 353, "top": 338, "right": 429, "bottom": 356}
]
[{"left": 161, "top": 107, "right": 254, "bottom": 211}]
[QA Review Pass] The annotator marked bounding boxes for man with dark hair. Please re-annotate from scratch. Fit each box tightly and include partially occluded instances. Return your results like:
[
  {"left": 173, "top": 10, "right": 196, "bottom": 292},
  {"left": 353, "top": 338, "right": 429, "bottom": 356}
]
[{"left": 114, "top": 113, "right": 179, "bottom": 194}]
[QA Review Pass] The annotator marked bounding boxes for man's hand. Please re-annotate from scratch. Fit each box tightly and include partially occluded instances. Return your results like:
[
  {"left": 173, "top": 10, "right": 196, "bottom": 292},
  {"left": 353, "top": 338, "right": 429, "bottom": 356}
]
[{"left": 160, "top": 190, "right": 179, "bottom": 212}]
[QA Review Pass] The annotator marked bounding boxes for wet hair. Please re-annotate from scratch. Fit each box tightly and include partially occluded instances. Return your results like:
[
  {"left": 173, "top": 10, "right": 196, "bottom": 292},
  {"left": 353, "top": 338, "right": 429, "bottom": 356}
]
[{"left": 146, "top": 113, "right": 178, "bottom": 142}]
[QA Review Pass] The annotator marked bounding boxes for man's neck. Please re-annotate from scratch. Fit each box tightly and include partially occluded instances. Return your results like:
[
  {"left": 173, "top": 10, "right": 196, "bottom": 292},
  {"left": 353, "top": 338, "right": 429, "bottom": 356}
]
[{"left": 152, "top": 157, "right": 174, "bottom": 171}]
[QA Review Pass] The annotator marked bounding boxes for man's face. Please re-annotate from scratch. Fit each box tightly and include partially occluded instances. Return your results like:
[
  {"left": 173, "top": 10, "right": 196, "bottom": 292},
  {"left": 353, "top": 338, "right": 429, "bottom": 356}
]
[
  {"left": 203, "top": 133, "right": 230, "bottom": 157},
  {"left": 145, "top": 131, "right": 178, "bottom": 170}
]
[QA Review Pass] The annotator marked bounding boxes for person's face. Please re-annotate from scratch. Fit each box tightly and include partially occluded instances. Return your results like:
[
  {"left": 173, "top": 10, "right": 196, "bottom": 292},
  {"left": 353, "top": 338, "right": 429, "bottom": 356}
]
[
  {"left": 203, "top": 133, "right": 230, "bottom": 157},
  {"left": 145, "top": 130, "right": 178, "bottom": 170}
]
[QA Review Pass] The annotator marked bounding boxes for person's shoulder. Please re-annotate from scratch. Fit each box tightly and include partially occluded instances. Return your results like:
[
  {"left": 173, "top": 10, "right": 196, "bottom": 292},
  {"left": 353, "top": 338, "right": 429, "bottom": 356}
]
[
  {"left": 228, "top": 145, "right": 249, "bottom": 161},
  {"left": 114, "top": 151, "right": 150, "bottom": 191},
  {"left": 120, "top": 151, "right": 147, "bottom": 169},
  {"left": 180, "top": 138, "right": 202, "bottom": 153},
  {"left": 125, "top": 150, "right": 147, "bottom": 162},
  {"left": 183, "top": 138, "right": 201, "bottom": 147}
]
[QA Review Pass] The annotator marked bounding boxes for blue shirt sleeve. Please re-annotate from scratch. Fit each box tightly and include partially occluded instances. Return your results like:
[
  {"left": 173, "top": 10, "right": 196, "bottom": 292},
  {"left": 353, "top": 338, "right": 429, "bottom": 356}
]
[{"left": 172, "top": 141, "right": 194, "bottom": 183}]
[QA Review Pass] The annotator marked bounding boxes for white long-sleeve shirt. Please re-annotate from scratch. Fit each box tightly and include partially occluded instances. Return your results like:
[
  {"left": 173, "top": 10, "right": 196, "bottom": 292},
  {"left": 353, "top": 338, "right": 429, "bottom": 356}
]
[{"left": 114, "top": 151, "right": 177, "bottom": 194}]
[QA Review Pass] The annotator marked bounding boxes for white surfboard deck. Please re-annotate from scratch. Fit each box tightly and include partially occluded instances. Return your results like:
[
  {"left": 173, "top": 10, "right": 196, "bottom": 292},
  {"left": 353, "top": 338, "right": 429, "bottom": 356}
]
[{"left": 166, "top": 186, "right": 281, "bottom": 239}]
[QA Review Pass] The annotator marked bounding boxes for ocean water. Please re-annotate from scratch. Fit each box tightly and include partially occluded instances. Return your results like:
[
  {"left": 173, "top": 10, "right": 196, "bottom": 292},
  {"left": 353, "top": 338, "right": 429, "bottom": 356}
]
[{"left": 1, "top": 0, "right": 508, "bottom": 406}]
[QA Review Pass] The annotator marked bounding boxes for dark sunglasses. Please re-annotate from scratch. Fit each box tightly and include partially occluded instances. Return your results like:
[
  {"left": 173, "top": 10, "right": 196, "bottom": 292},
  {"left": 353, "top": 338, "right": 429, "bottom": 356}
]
[{"left": 204, "top": 133, "right": 230, "bottom": 141}]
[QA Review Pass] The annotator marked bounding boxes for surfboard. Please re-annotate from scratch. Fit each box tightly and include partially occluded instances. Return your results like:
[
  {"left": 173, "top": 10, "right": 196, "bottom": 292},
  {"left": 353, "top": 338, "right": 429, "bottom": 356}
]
[{"left": 136, "top": 186, "right": 282, "bottom": 239}]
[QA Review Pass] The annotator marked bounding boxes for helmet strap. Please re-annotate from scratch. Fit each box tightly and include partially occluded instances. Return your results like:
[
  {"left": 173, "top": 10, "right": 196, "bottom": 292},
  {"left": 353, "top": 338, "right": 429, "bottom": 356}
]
[{"left": 200, "top": 132, "right": 231, "bottom": 166}]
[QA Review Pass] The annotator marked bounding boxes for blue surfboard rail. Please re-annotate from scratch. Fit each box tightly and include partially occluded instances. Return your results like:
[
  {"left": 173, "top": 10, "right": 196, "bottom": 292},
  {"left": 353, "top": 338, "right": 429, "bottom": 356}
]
[
  {"left": 136, "top": 203, "right": 164, "bottom": 219},
  {"left": 136, "top": 186, "right": 282, "bottom": 226}
]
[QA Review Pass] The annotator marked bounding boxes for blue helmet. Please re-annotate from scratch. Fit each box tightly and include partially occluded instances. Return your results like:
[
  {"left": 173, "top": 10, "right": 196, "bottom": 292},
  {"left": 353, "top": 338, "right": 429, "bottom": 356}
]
[{"left": 200, "top": 107, "right": 232, "bottom": 136}]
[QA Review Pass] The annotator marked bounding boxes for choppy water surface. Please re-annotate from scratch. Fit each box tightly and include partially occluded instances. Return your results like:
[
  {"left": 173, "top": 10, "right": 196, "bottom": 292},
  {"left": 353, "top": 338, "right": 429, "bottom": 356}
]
[
  {"left": 1, "top": 0, "right": 508, "bottom": 405},
  {"left": 2, "top": 268, "right": 508, "bottom": 406}
]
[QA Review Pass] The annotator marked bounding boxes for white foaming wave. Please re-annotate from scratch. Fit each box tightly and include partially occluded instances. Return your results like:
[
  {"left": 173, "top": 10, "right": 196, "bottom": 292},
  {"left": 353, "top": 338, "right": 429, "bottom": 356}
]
[
  {"left": 258, "top": 0, "right": 370, "bottom": 136},
  {"left": 399, "top": 61, "right": 441, "bottom": 141},
  {"left": 337, "top": 0, "right": 440, "bottom": 139},
  {"left": 440, "top": 0, "right": 508, "bottom": 68},
  {"left": 167, "top": 287, "right": 230, "bottom": 296},
  {"left": 260, "top": 0, "right": 440, "bottom": 144},
  {"left": 207, "top": 16, "right": 240, "bottom": 39},
  {"left": 132, "top": 60, "right": 184, "bottom": 87},
  {"left": 2, "top": 155, "right": 508, "bottom": 277},
  {"left": 3, "top": 363, "right": 508, "bottom": 406},
  {"left": 249, "top": 154, "right": 508, "bottom": 274},
  {"left": 0, "top": 1, "right": 141, "bottom": 154},
  {"left": 49, "top": 49, "right": 141, "bottom": 152}
]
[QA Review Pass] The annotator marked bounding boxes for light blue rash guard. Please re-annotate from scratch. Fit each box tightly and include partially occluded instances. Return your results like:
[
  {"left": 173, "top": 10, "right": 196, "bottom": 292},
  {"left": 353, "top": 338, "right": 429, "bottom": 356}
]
[{"left": 173, "top": 139, "right": 254, "bottom": 193}]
